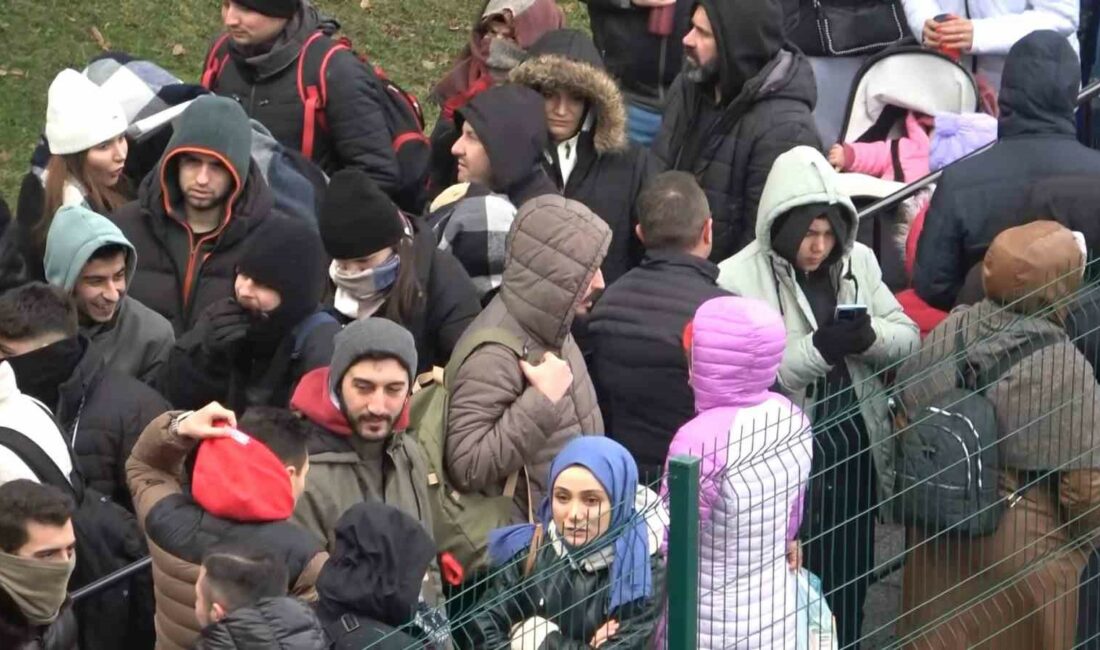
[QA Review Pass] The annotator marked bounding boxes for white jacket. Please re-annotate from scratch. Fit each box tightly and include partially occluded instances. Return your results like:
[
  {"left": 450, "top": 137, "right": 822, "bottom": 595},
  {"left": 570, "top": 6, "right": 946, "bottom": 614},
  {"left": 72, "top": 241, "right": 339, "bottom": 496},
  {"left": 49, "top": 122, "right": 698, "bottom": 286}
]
[
  {"left": 901, "top": 0, "right": 1078, "bottom": 89},
  {"left": 0, "top": 362, "right": 73, "bottom": 485}
]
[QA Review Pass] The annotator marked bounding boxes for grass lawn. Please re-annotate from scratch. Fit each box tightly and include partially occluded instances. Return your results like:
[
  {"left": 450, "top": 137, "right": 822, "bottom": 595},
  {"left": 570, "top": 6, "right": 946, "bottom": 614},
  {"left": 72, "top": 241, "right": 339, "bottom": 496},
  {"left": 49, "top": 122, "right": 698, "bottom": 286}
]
[{"left": 0, "top": 0, "right": 590, "bottom": 201}]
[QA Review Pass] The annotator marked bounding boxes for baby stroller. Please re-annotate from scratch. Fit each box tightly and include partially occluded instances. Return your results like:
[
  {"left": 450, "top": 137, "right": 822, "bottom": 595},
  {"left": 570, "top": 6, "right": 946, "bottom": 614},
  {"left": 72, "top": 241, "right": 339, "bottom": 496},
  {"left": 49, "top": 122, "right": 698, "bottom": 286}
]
[{"left": 836, "top": 45, "right": 981, "bottom": 290}]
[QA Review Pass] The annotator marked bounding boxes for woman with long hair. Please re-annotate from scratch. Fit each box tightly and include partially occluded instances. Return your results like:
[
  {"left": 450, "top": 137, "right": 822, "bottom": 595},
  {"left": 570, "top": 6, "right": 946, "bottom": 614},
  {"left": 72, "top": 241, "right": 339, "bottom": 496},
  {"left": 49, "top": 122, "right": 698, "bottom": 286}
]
[
  {"left": 318, "top": 169, "right": 482, "bottom": 373},
  {"left": 3, "top": 69, "right": 130, "bottom": 286}
]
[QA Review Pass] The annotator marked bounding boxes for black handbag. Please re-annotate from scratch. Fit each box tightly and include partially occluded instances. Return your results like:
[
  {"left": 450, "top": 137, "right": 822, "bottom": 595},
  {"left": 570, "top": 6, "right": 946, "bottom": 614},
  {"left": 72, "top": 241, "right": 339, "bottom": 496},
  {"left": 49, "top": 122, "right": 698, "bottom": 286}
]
[{"left": 792, "top": 0, "right": 910, "bottom": 57}]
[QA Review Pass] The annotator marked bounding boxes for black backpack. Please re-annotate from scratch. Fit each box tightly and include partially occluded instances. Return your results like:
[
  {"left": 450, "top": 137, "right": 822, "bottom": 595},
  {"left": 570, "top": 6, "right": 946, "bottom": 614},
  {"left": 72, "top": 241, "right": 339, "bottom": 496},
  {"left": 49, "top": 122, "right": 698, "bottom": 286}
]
[
  {"left": 0, "top": 426, "right": 155, "bottom": 649},
  {"left": 894, "top": 326, "right": 1063, "bottom": 537}
]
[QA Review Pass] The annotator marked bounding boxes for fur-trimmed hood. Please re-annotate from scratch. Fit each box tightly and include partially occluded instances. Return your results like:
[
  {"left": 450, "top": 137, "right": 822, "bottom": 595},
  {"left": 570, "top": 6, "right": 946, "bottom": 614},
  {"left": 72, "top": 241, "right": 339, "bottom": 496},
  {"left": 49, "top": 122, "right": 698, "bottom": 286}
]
[{"left": 509, "top": 29, "right": 627, "bottom": 154}]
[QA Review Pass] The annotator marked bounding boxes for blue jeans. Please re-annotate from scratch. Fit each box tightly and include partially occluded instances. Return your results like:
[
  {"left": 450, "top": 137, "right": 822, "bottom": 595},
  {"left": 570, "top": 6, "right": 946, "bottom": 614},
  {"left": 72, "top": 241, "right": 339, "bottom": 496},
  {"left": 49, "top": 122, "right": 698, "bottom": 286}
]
[{"left": 626, "top": 102, "right": 663, "bottom": 147}]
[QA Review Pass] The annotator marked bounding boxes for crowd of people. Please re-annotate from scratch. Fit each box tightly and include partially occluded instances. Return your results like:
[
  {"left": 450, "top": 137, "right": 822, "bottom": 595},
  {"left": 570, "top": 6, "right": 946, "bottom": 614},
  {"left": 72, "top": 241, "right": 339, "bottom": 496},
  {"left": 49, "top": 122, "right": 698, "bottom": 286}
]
[{"left": 0, "top": 0, "right": 1098, "bottom": 649}]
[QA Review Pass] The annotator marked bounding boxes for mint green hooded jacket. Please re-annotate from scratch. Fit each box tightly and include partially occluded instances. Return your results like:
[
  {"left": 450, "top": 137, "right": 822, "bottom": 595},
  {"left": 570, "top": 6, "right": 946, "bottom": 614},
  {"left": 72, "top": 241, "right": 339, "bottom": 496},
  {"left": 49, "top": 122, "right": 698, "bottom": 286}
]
[{"left": 44, "top": 205, "right": 174, "bottom": 383}]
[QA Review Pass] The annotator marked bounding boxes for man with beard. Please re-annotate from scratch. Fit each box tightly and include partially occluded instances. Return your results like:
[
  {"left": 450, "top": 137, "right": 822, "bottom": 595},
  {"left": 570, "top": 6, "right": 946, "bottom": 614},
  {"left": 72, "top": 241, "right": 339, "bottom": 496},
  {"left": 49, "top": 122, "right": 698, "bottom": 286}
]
[
  {"left": 113, "top": 95, "right": 278, "bottom": 334},
  {"left": 289, "top": 318, "right": 433, "bottom": 550},
  {"left": 155, "top": 217, "right": 335, "bottom": 414},
  {"left": 653, "top": 0, "right": 821, "bottom": 261}
]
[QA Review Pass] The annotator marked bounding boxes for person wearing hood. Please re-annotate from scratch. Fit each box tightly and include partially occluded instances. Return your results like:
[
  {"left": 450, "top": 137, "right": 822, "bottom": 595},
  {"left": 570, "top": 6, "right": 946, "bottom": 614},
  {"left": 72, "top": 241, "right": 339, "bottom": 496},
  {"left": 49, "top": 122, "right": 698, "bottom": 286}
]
[
  {"left": 126, "top": 402, "right": 327, "bottom": 650},
  {"left": 0, "top": 283, "right": 169, "bottom": 512},
  {"left": 432, "top": 84, "right": 560, "bottom": 298},
  {"left": 43, "top": 205, "right": 174, "bottom": 384},
  {"left": 897, "top": 220, "right": 1100, "bottom": 650},
  {"left": 913, "top": 30, "right": 1100, "bottom": 311},
  {"left": 464, "top": 436, "right": 666, "bottom": 649},
  {"left": 314, "top": 502, "right": 439, "bottom": 649},
  {"left": 653, "top": 0, "right": 822, "bottom": 262},
  {"left": 192, "top": 543, "right": 326, "bottom": 650},
  {"left": 428, "top": 0, "right": 565, "bottom": 193},
  {"left": 202, "top": 0, "right": 405, "bottom": 204},
  {"left": 0, "top": 480, "right": 79, "bottom": 650},
  {"left": 154, "top": 216, "right": 334, "bottom": 414},
  {"left": 319, "top": 169, "right": 480, "bottom": 372},
  {"left": 112, "top": 95, "right": 277, "bottom": 334},
  {"left": 717, "top": 147, "right": 918, "bottom": 646},
  {"left": 290, "top": 318, "right": 433, "bottom": 551},
  {"left": 902, "top": 0, "right": 1078, "bottom": 91},
  {"left": 1, "top": 68, "right": 131, "bottom": 289},
  {"left": 510, "top": 29, "right": 660, "bottom": 283},
  {"left": 446, "top": 195, "right": 608, "bottom": 519},
  {"left": 662, "top": 296, "right": 813, "bottom": 649}
]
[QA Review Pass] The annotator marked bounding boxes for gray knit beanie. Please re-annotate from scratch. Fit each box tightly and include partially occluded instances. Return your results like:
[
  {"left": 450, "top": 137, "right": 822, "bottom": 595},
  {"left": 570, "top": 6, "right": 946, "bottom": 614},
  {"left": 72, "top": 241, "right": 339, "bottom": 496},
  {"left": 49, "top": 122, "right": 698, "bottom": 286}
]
[{"left": 328, "top": 318, "right": 419, "bottom": 398}]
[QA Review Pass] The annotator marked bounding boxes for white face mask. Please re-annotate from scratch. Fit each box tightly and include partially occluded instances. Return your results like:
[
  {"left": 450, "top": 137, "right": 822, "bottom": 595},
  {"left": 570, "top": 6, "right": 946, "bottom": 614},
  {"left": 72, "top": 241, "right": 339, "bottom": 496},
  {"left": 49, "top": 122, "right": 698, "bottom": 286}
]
[{"left": 0, "top": 550, "right": 76, "bottom": 625}]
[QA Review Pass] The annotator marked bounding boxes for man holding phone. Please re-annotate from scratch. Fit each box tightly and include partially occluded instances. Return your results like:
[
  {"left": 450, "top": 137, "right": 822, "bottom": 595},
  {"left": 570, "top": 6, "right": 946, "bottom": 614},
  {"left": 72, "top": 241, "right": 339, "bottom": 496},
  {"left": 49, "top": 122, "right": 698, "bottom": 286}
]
[{"left": 718, "top": 146, "right": 918, "bottom": 648}]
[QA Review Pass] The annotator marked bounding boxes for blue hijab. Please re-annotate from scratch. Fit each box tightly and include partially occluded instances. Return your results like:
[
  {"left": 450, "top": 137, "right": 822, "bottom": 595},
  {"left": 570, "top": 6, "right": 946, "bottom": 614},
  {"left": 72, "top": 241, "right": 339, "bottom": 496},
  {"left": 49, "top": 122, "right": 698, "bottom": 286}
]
[{"left": 487, "top": 436, "right": 653, "bottom": 612}]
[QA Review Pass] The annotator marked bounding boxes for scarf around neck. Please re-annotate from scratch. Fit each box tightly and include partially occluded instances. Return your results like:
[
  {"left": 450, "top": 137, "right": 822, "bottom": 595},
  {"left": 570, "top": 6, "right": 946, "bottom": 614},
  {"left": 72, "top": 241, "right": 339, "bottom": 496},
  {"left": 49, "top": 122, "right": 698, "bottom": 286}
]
[
  {"left": 331, "top": 254, "right": 401, "bottom": 320},
  {"left": 0, "top": 551, "right": 75, "bottom": 625}
]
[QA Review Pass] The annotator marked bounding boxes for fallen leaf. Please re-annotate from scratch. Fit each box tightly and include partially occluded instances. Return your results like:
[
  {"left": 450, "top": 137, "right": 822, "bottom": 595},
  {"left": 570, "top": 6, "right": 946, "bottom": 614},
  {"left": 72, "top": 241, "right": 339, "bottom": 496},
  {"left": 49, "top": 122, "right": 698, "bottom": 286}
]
[
  {"left": 360, "top": 0, "right": 371, "bottom": 8},
  {"left": 171, "top": 44, "right": 186, "bottom": 56},
  {"left": 0, "top": 150, "right": 10, "bottom": 164},
  {"left": 90, "top": 26, "right": 110, "bottom": 51},
  {"left": 447, "top": 19, "right": 464, "bottom": 31}
]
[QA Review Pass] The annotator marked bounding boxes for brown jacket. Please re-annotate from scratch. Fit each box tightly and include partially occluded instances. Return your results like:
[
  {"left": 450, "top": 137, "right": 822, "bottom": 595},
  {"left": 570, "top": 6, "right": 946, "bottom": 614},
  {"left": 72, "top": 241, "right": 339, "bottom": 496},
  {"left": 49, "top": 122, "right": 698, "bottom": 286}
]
[
  {"left": 446, "top": 195, "right": 609, "bottom": 513},
  {"left": 126, "top": 413, "right": 328, "bottom": 650}
]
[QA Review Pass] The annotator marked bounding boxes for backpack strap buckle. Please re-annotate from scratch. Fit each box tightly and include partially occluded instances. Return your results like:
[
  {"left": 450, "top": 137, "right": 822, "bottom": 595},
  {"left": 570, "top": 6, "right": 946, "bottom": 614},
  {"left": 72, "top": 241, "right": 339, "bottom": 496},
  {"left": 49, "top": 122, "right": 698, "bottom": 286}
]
[{"left": 340, "top": 613, "right": 360, "bottom": 633}]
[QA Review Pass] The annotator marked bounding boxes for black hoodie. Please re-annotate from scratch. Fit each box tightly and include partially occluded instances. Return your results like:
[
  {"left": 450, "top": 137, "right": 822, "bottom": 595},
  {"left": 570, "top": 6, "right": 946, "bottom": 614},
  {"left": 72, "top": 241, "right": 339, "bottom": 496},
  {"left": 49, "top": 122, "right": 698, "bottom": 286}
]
[
  {"left": 652, "top": 0, "right": 820, "bottom": 262},
  {"left": 314, "top": 502, "right": 436, "bottom": 649},
  {"left": 913, "top": 30, "right": 1100, "bottom": 310},
  {"left": 455, "top": 84, "right": 560, "bottom": 208}
]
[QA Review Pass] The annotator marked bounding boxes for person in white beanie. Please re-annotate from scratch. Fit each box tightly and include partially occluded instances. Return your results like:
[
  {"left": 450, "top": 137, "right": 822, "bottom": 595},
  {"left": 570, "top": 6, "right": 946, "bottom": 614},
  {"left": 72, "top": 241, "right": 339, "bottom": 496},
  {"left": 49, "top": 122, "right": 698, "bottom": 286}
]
[{"left": 1, "top": 68, "right": 130, "bottom": 287}]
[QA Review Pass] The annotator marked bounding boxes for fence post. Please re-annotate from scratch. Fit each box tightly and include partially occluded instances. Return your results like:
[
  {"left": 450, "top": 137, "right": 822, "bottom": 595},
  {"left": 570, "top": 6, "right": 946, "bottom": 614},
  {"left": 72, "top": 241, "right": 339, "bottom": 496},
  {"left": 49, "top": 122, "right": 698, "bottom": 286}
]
[{"left": 666, "top": 455, "right": 700, "bottom": 650}]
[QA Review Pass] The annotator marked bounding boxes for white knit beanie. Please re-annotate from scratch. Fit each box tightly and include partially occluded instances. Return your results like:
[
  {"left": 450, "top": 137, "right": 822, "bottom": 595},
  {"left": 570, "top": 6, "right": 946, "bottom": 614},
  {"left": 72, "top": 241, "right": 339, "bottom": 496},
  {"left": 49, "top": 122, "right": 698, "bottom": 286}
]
[{"left": 45, "top": 69, "right": 127, "bottom": 155}]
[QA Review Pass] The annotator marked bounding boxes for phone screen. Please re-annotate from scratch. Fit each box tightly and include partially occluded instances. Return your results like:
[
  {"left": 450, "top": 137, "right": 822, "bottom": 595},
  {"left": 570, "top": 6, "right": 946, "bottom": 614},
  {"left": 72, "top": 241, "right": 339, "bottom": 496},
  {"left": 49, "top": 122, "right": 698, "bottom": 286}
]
[{"left": 835, "top": 304, "right": 868, "bottom": 322}]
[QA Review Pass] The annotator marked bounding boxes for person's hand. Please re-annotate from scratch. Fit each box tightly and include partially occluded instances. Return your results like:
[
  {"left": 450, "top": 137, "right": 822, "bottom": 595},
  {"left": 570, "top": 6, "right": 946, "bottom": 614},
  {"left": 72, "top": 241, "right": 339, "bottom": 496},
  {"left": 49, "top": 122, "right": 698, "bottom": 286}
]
[
  {"left": 633, "top": 0, "right": 675, "bottom": 6},
  {"left": 199, "top": 298, "right": 251, "bottom": 356},
  {"left": 591, "top": 619, "right": 620, "bottom": 647},
  {"left": 787, "top": 539, "right": 802, "bottom": 572},
  {"left": 520, "top": 352, "right": 574, "bottom": 404},
  {"left": 936, "top": 17, "right": 974, "bottom": 52},
  {"left": 176, "top": 402, "right": 237, "bottom": 439},
  {"left": 812, "top": 313, "right": 876, "bottom": 365},
  {"left": 922, "top": 18, "right": 942, "bottom": 48},
  {"left": 827, "top": 144, "right": 846, "bottom": 171}
]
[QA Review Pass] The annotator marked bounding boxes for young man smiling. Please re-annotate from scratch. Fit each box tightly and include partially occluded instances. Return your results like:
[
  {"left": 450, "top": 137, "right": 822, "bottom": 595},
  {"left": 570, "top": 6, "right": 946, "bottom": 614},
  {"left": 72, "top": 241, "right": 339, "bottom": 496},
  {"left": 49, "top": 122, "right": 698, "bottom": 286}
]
[{"left": 44, "top": 205, "right": 174, "bottom": 384}]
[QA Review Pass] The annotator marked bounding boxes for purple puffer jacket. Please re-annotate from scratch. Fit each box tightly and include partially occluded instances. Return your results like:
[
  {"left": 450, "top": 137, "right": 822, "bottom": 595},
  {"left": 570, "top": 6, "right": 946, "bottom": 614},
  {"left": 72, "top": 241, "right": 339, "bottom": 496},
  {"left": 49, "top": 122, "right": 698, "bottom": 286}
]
[{"left": 663, "top": 296, "right": 814, "bottom": 649}]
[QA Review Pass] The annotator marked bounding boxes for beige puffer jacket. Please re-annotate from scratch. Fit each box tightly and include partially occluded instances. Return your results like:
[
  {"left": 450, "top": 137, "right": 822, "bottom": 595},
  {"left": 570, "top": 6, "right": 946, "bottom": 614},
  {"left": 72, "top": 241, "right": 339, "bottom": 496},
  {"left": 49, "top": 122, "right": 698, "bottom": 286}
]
[{"left": 446, "top": 195, "right": 609, "bottom": 515}]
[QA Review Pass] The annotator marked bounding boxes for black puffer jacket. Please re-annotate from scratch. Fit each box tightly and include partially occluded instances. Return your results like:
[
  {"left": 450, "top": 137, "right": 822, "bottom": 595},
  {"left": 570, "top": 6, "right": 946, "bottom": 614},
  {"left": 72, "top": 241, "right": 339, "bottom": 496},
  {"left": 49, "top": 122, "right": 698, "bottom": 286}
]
[
  {"left": 463, "top": 541, "right": 666, "bottom": 649},
  {"left": 330, "top": 218, "right": 480, "bottom": 372},
  {"left": 510, "top": 30, "right": 660, "bottom": 283},
  {"left": 194, "top": 597, "right": 327, "bottom": 650},
  {"left": 56, "top": 340, "right": 169, "bottom": 512},
  {"left": 112, "top": 156, "right": 275, "bottom": 336},
  {"left": 913, "top": 30, "right": 1100, "bottom": 310},
  {"left": 653, "top": 0, "right": 821, "bottom": 262},
  {"left": 205, "top": 3, "right": 400, "bottom": 194},
  {"left": 579, "top": 0, "right": 693, "bottom": 109},
  {"left": 588, "top": 250, "right": 729, "bottom": 483}
]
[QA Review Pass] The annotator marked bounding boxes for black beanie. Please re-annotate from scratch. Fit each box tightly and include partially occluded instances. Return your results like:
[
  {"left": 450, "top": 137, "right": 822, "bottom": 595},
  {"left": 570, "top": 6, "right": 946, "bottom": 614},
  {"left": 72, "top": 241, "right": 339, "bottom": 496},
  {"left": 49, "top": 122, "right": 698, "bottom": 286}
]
[
  {"left": 231, "top": 0, "right": 299, "bottom": 19},
  {"left": 769, "top": 202, "right": 850, "bottom": 269},
  {"left": 237, "top": 217, "right": 325, "bottom": 340},
  {"left": 319, "top": 169, "right": 407, "bottom": 260}
]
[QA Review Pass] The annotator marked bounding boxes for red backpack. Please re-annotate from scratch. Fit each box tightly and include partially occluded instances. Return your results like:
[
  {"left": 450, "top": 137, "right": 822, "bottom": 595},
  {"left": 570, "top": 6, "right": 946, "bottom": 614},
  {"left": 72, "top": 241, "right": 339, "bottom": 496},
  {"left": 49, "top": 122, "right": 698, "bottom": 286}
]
[{"left": 202, "top": 31, "right": 431, "bottom": 211}]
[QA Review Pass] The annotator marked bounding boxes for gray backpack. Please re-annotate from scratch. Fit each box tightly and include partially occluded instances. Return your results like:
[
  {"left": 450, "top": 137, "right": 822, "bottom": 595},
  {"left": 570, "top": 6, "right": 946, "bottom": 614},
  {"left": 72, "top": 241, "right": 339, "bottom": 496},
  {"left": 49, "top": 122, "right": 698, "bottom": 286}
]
[{"left": 895, "top": 326, "right": 1062, "bottom": 537}]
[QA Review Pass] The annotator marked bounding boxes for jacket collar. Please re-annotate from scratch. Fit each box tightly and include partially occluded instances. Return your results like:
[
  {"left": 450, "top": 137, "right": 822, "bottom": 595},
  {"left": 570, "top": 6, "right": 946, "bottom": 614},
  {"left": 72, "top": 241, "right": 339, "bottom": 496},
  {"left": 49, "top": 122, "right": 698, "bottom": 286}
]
[{"left": 642, "top": 249, "right": 720, "bottom": 281}]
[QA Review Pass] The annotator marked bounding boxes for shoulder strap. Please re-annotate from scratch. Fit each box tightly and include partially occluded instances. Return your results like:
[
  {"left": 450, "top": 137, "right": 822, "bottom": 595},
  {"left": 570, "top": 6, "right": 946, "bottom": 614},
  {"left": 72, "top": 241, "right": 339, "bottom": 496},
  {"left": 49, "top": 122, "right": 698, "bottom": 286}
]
[
  {"left": 201, "top": 33, "right": 233, "bottom": 89},
  {"left": 296, "top": 31, "right": 351, "bottom": 159},
  {"left": 973, "top": 331, "right": 1066, "bottom": 392},
  {"left": 442, "top": 327, "right": 527, "bottom": 389},
  {"left": 0, "top": 427, "right": 79, "bottom": 500},
  {"left": 890, "top": 139, "right": 904, "bottom": 183},
  {"left": 292, "top": 310, "right": 340, "bottom": 360}
]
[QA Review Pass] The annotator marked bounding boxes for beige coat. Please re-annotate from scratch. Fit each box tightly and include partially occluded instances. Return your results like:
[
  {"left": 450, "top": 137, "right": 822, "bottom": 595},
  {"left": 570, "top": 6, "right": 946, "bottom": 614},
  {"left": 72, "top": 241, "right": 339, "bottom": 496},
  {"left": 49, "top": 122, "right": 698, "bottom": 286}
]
[
  {"left": 126, "top": 413, "right": 327, "bottom": 650},
  {"left": 446, "top": 195, "right": 609, "bottom": 514}
]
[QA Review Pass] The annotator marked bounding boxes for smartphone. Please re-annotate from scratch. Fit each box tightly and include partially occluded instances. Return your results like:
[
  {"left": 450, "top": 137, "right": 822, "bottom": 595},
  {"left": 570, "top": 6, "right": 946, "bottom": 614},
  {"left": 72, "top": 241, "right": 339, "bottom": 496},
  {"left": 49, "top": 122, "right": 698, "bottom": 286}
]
[{"left": 835, "top": 304, "right": 868, "bottom": 322}]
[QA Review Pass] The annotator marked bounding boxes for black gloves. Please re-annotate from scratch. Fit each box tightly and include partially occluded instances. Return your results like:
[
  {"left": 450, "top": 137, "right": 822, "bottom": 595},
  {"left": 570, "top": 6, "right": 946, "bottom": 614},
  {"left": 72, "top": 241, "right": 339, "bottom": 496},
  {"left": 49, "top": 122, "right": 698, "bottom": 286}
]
[
  {"left": 198, "top": 298, "right": 251, "bottom": 357},
  {"left": 812, "top": 313, "right": 876, "bottom": 366}
]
